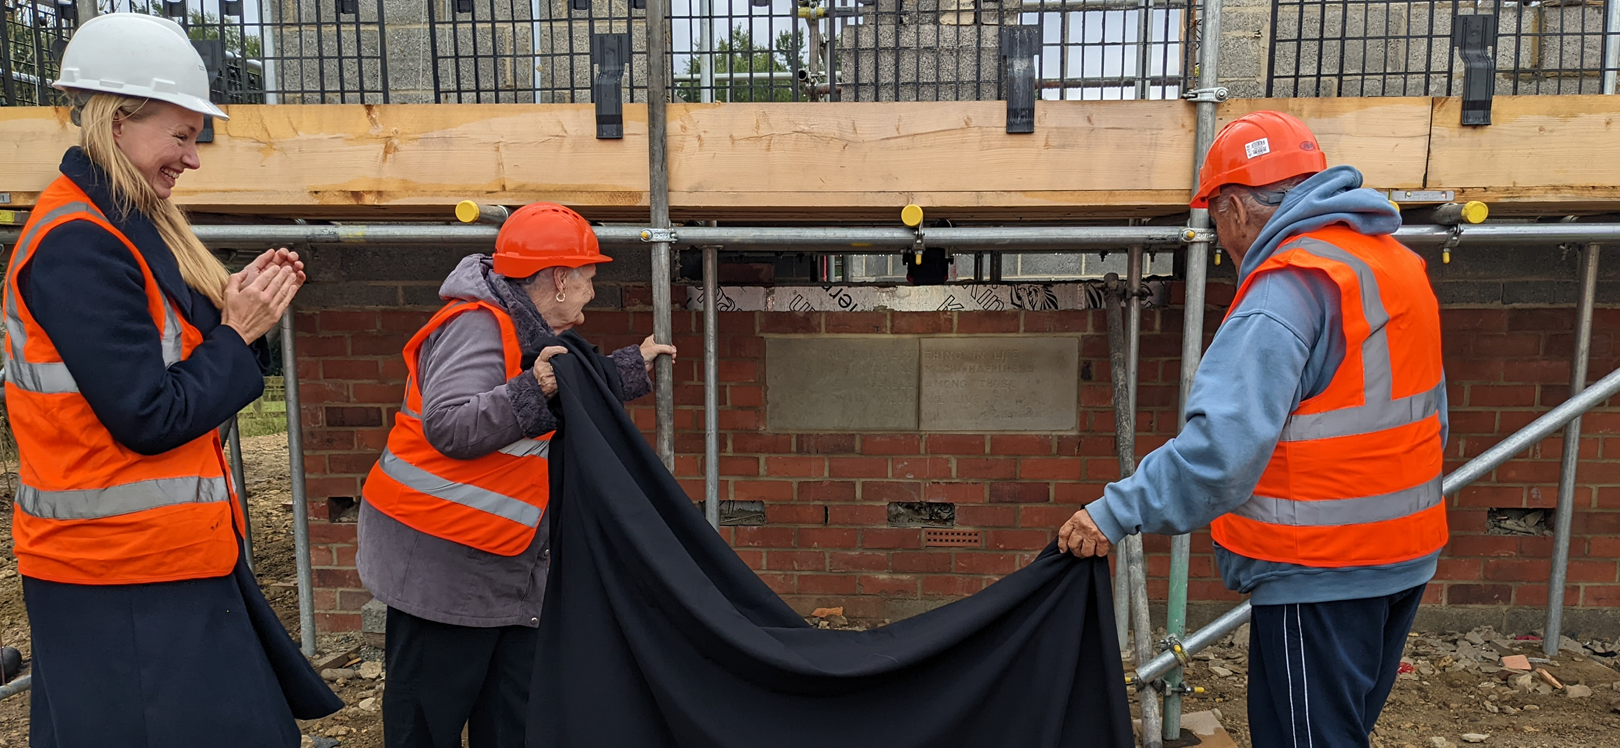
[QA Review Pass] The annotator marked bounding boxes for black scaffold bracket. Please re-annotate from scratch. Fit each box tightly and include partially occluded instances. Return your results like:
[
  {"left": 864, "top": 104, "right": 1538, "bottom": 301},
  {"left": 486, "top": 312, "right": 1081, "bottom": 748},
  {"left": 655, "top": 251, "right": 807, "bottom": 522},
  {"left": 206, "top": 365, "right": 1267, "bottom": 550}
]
[
  {"left": 1000, "top": 26, "right": 1040, "bottom": 135},
  {"left": 1453, "top": 14, "right": 1498, "bottom": 127},
  {"left": 592, "top": 33, "right": 630, "bottom": 140}
]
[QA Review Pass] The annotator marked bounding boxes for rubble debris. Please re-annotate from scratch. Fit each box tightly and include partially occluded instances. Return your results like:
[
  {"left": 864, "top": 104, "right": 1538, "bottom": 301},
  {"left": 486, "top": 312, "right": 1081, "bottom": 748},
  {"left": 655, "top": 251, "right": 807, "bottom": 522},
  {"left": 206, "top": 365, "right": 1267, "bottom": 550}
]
[
  {"left": 1567, "top": 684, "right": 1593, "bottom": 699},
  {"left": 1535, "top": 668, "right": 1563, "bottom": 690},
  {"left": 358, "top": 661, "right": 383, "bottom": 680},
  {"left": 1500, "top": 655, "right": 1531, "bottom": 671},
  {"left": 1460, "top": 734, "right": 1488, "bottom": 744},
  {"left": 810, "top": 607, "right": 843, "bottom": 619},
  {"left": 314, "top": 647, "right": 362, "bottom": 672},
  {"left": 1429, "top": 737, "right": 1450, "bottom": 748},
  {"left": 320, "top": 668, "right": 357, "bottom": 682}
]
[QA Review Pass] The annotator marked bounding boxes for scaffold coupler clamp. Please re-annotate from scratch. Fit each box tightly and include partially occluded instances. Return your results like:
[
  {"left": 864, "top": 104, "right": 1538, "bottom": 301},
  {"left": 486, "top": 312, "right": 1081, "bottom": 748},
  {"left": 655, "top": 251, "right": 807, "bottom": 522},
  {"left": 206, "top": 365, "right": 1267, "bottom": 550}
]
[
  {"left": 640, "top": 228, "right": 678, "bottom": 244},
  {"left": 902, "top": 204, "right": 927, "bottom": 263},
  {"left": 1442, "top": 224, "right": 1464, "bottom": 265},
  {"left": 1182, "top": 86, "right": 1229, "bottom": 104},
  {"left": 1160, "top": 634, "right": 1193, "bottom": 670},
  {"left": 1179, "top": 226, "right": 1216, "bottom": 245}
]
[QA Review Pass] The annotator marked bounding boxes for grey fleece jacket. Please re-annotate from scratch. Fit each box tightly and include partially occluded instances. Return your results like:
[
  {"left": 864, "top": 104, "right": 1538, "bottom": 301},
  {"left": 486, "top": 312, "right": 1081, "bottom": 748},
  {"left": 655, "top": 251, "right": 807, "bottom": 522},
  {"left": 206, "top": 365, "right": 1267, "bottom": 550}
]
[{"left": 358, "top": 254, "right": 652, "bottom": 628}]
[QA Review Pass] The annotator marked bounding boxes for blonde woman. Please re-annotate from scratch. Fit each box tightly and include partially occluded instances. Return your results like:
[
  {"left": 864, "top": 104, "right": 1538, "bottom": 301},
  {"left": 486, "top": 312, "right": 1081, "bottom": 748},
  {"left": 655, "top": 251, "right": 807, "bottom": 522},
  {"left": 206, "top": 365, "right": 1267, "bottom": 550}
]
[{"left": 5, "top": 13, "right": 340, "bottom": 747}]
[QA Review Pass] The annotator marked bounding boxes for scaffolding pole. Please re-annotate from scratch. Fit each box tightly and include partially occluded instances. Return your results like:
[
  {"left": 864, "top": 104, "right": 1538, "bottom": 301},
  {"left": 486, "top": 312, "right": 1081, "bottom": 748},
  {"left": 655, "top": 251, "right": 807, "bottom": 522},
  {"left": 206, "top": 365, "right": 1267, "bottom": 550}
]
[
  {"left": 280, "top": 309, "right": 317, "bottom": 657},
  {"left": 1546, "top": 243, "right": 1599, "bottom": 656},
  {"left": 1114, "top": 248, "right": 1145, "bottom": 654},
  {"left": 703, "top": 244, "right": 721, "bottom": 530},
  {"left": 1605, "top": 0, "right": 1620, "bottom": 95},
  {"left": 648, "top": 0, "right": 676, "bottom": 472},
  {"left": 12, "top": 223, "right": 1620, "bottom": 250},
  {"left": 1137, "top": 359, "right": 1620, "bottom": 684},
  {"left": 1107, "top": 275, "right": 1161, "bottom": 748},
  {"left": 1165, "top": 0, "right": 1222, "bottom": 734}
]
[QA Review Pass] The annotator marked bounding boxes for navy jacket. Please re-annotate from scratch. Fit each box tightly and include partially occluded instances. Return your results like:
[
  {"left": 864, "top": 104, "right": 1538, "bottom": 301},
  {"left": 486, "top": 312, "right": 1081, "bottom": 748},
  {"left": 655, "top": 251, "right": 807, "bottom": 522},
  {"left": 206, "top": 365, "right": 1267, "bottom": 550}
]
[{"left": 18, "top": 148, "right": 267, "bottom": 455}]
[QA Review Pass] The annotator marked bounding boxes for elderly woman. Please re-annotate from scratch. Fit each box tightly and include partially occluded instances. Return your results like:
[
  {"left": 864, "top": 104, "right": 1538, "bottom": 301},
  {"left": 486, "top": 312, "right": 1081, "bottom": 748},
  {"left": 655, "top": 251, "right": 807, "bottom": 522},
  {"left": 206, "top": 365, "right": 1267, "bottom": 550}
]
[
  {"left": 8, "top": 13, "right": 339, "bottom": 748},
  {"left": 358, "top": 202, "right": 674, "bottom": 748}
]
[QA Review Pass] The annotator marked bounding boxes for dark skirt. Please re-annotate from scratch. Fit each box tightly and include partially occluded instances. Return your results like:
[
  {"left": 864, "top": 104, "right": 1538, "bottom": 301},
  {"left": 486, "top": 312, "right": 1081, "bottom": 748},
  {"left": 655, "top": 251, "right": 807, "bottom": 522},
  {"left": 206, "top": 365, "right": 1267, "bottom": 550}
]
[{"left": 23, "top": 559, "right": 342, "bottom": 748}]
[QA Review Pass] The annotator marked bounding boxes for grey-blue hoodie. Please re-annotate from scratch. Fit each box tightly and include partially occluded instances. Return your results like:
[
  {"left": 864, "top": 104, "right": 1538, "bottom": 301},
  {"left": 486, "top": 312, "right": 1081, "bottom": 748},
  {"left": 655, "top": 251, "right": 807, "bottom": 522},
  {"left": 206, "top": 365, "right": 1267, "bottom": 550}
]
[{"left": 1086, "top": 166, "right": 1446, "bottom": 605}]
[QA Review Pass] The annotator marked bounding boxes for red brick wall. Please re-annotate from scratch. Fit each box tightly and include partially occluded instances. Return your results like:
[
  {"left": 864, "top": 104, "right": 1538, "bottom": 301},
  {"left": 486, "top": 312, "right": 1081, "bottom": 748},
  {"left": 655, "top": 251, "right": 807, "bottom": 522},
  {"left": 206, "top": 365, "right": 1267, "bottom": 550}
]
[{"left": 293, "top": 286, "right": 1620, "bottom": 631}]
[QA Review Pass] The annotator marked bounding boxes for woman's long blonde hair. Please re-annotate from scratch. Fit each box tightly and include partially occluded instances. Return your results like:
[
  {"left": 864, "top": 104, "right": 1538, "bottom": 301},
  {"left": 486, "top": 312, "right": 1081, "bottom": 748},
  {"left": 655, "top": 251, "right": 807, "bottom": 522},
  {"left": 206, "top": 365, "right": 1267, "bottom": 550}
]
[{"left": 77, "top": 94, "right": 230, "bottom": 308}]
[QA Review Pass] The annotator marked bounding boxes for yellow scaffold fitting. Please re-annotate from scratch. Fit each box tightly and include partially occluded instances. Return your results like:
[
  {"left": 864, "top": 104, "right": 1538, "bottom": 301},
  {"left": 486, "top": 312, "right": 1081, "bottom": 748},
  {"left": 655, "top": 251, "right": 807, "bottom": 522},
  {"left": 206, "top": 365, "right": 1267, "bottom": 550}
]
[
  {"left": 901, "top": 204, "right": 925, "bottom": 228},
  {"left": 797, "top": 6, "right": 826, "bottom": 18},
  {"left": 456, "top": 201, "right": 510, "bottom": 225},
  {"left": 1430, "top": 200, "right": 1489, "bottom": 227}
]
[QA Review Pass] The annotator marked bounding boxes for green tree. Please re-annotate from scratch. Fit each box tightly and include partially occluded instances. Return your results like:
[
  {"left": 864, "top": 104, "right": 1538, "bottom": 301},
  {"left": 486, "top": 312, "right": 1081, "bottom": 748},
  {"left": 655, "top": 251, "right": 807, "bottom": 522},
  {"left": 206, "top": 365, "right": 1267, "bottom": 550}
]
[
  {"left": 142, "top": 7, "right": 263, "bottom": 58},
  {"left": 678, "top": 28, "right": 803, "bottom": 103},
  {"left": 189, "top": 10, "right": 264, "bottom": 59}
]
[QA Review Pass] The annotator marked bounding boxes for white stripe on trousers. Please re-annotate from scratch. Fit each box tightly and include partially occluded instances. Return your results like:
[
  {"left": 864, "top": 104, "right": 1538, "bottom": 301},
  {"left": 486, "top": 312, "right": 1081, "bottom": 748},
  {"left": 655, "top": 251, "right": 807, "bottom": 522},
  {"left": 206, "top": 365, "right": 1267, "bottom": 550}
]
[
  {"left": 1283, "top": 605, "right": 1316, "bottom": 748},
  {"left": 1297, "top": 605, "right": 1314, "bottom": 748},
  {"left": 1285, "top": 606, "right": 1298, "bottom": 748}
]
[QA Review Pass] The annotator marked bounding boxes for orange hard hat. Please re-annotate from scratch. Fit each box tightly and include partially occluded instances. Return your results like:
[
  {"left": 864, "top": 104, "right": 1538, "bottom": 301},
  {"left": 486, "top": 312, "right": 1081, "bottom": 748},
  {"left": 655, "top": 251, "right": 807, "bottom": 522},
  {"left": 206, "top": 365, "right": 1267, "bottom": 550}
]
[
  {"left": 1191, "top": 110, "right": 1327, "bottom": 209},
  {"left": 493, "top": 203, "right": 610, "bottom": 278}
]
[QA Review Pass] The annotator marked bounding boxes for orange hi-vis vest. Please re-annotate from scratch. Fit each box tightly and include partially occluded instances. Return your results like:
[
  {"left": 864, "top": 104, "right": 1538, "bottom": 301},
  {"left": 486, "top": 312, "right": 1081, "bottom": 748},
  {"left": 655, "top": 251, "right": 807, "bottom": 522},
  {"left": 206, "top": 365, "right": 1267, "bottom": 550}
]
[
  {"left": 362, "top": 300, "right": 552, "bottom": 556},
  {"left": 5, "top": 176, "right": 240, "bottom": 585},
  {"left": 1209, "top": 224, "right": 1449, "bottom": 568}
]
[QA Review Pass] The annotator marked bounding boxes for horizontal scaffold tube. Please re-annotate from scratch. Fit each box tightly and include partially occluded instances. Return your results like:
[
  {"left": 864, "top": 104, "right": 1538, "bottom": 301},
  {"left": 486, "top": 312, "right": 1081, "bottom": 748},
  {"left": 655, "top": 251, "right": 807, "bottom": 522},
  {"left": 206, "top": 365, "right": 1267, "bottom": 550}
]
[{"left": 6, "top": 222, "right": 1620, "bottom": 252}]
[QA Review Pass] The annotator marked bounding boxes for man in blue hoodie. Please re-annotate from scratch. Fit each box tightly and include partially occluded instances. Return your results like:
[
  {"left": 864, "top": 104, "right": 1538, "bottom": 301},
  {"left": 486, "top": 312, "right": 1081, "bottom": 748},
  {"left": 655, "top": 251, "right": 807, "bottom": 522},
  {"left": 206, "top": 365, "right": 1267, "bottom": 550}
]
[{"left": 1058, "top": 111, "right": 1449, "bottom": 748}]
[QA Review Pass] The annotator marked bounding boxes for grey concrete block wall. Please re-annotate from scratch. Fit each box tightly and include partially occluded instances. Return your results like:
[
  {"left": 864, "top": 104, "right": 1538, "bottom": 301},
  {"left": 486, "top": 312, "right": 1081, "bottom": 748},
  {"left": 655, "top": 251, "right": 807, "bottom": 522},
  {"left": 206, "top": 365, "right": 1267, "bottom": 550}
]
[
  {"left": 536, "top": 0, "right": 651, "bottom": 103},
  {"left": 285, "top": 243, "right": 654, "bottom": 309},
  {"left": 268, "top": 0, "right": 540, "bottom": 103},
  {"left": 837, "top": 22, "right": 1008, "bottom": 102}
]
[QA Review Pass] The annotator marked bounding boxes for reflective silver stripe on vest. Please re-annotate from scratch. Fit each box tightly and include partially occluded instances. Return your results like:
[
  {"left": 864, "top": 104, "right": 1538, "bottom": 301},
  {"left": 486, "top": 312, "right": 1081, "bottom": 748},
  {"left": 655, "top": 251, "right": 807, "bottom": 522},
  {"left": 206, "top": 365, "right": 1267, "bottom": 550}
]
[
  {"left": 5, "top": 200, "right": 184, "bottom": 392},
  {"left": 1231, "top": 476, "right": 1442, "bottom": 527},
  {"left": 159, "top": 296, "right": 183, "bottom": 366},
  {"left": 498, "top": 438, "right": 550, "bottom": 458},
  {"left": 1279, "top": 380, "right": 1444, "bottom": 442},
  {"left": 376, "top": 447, "right": 542, "bottom": 528},
  {"left": 4, "top": 201, "right": 100, "bottom": 394},
  {"left": 399, "top": 375, "right": 421, "bottom": 418},
  {"left": 1273, "top": 238, "right": 1439, "bottom": 443},
  {"left": 16, "top": 474, "right": 231, "bottom": 520}
]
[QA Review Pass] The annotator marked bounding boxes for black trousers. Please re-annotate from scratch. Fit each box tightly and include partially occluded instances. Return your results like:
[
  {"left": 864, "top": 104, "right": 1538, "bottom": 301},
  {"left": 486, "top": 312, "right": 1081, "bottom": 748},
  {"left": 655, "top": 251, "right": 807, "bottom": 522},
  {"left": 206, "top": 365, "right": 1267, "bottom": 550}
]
[
  {"left": 383, "top": 607, "right": 539, "bottom": 748},
  {"left": 1247, "top": 585, "right": 1426, "bottom": 748}
]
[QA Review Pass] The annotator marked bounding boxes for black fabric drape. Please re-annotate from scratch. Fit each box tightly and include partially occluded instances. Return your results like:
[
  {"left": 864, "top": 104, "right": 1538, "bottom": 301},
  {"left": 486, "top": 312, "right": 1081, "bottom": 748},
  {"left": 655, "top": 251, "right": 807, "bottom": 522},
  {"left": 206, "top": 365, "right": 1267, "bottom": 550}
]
[{"left": 531, "top": 335, "right": 1134, "bottom": 748}]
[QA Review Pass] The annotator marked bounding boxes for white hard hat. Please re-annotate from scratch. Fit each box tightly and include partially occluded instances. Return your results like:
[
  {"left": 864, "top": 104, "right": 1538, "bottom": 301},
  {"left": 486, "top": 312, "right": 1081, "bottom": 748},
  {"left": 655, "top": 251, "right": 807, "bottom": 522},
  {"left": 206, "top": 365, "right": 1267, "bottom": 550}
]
[{"left": 53, "top": 13, "right": 229, "bottom": 120}]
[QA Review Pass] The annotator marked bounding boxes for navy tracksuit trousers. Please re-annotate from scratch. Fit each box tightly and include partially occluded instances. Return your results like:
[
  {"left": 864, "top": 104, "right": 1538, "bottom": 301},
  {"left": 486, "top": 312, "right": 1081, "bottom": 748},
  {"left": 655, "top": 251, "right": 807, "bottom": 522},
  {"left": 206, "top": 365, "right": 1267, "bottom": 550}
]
[{"left": 1247, "top": 584, "right": 1425, "bottom": 748}]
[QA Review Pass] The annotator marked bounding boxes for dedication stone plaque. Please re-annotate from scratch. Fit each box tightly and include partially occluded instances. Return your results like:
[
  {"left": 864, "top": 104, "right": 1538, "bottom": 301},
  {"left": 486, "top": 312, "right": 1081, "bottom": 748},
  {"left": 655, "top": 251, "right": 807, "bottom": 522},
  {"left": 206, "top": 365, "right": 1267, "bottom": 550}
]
[
  {"left": 919, "top": 338, "right": 1079, "bottom": 431},
  {"left": 766, "top": 338, "right": 920, "bottom": 431}
]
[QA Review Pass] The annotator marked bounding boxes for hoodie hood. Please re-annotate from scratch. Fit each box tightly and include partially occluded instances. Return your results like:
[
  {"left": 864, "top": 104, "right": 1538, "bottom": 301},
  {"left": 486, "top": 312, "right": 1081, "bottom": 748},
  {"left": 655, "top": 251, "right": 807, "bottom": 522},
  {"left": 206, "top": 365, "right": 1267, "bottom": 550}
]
[
  {"left": 439, "top": 253, "right": 555, "bottom": 357},
  {"left": 439, "top": 254, "right": 505, "bottom": 306},
  {"left": 1238, "top": 165, "right": 1403, "bottom": 284}
]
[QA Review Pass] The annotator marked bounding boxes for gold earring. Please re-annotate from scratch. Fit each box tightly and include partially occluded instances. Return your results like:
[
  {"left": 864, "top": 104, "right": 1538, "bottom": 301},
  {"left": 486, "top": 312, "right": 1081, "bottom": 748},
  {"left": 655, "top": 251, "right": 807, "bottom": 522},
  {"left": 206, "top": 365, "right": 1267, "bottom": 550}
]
[{"left": 556, "top": 292, "right": 567, "bottom": 303}]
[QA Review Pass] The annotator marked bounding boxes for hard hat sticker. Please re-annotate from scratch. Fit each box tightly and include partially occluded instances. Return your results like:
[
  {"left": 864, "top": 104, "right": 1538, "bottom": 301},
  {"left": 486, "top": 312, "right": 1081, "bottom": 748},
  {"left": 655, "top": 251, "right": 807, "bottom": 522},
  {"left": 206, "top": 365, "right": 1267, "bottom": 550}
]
[{"left": 1244, "top": 138, "right": 1271, "bottom": 159}]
